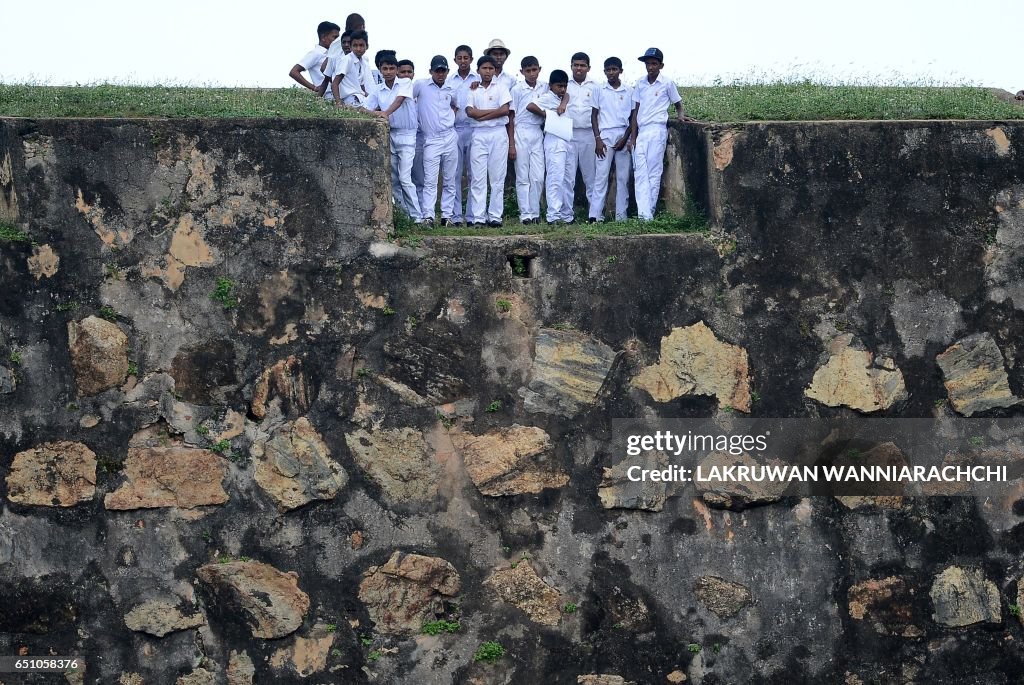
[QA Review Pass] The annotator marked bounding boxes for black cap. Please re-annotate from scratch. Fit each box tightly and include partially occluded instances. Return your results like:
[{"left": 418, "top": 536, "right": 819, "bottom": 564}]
[
  {"left": 638, "top": 47, "right": 664, "bottom": 62},
  {"left": 430, "top": 55, "right": 449, "bottom": 71}
]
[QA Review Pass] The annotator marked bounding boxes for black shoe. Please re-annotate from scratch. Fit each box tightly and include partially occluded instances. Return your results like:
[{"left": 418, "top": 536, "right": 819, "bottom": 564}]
[
  {"left": 565, "top": 218, "right": 575, "bottom": 225},
  {"left": 588, "top": 217, "right": 599, "bottom": 224},
  {"left": 440, "top": 218, "right": 453, "bottom": 227},
  {"left": 472, "top": 222, "right": 487, "bottom": 227},
  {"left": 420, "top": 218, "right": 435, "bottom": 228},
  {"left": 487, "top": 220, "right": 503, "bottom": 228}
]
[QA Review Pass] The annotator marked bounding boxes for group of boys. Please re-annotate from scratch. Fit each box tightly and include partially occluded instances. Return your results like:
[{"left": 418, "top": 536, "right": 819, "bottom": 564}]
[{"left": 291, "top": 18, "right": 689, "bottom": 227}]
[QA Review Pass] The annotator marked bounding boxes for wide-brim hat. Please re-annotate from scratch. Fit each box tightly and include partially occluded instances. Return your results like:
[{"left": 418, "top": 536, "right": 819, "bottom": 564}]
[
  {"left": 485, "top": 39, "right": 510, "bottom": 56},
  {"left": 638, "top": 47, "right": 664, "bottom": 62}
]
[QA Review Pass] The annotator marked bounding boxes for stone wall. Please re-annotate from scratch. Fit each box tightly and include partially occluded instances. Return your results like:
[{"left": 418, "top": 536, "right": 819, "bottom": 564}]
[{"left": 1, "top": 118, "right": 1024, "bottom": 684}]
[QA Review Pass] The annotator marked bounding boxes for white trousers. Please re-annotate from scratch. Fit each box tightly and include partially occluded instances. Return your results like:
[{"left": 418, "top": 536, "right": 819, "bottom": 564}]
[
  {"left": 390, "top": 129, "right": 419, "bottom": 220},
  {"left": 514, "top": 125, "right": 544, "bottom": 221},
  {"left": 411, "top": 132, "right": 426, "bottom": 220},
  {"left": 544, "top": 135, "right": 574, "bottom": 223},
  {"left": 420, "top": 129, "right": 460, "bottom": 221},
  {"left": 570, "top": 128, "right": 597, "bottom": 219},
  {"left": 592, "top": 127, "right": 631, "bottom": 220},
  {"left": 453, "top": 126, "right": 473, "bottom": 222},
  {"left": 633, "top": 125, "right": 668, "bottom": 220},
  {"left": 468, "top": 127, "right": 509, "bottom": 223}
]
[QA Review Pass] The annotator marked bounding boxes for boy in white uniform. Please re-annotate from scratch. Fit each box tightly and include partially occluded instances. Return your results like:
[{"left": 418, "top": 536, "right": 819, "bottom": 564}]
[
  {"left": 567, "top": 52, "right": 598, "bottom": 222},
  {"left": 367, "top": 55, "right": 420, "bottom": 221},
  {"left": 289, "top": 22, "right": 339, "bottom": 96},
  {"left": 531, "top": 70, "right": 574, "bottom": 224},
  {"left": 630, "top": 47, "right": 687, "bottom": 220},
  {"left": 462, "top": 55, "right": 512, "bottom": 227},
  {"left": 415, "top": 56, "right": 460, "bottom": 226},
  {"left": 590, "top": 57, "right": 633, "bottom": 221},
  {"left": 328, "top": 30, "right": 373, "bottom": 106},
  {"left": 446, "top": 46, "right": 478, "bottom": 224},
  {"left": 510, "top": 56, "right": 548, "bottom": 225},
  {"left": 484, "top": 39, "right": 516, "bottom": 91}
]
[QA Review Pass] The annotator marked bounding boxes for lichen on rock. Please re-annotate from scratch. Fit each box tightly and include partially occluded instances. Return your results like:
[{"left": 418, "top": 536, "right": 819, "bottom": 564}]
[
  {"left": 357, "top": 551, "right": 460, "bottom": 635},
  {"left": 804, "top": 334, "right": 906, "bottom": 413},
  {"left": 252, "top": 417, "right": 347, "bottom": 512},
  {"left": 483, "top": 562, "right": 562, "bottom": 626},
  {"left": 520, "top": 328, "right": 617, "bottom": 416},
  {"left": 936, "top": 334, "right": 1019, "bottom": 416},
  {"left": 67, "top": 315, "right": 129, "bottom": 396},
  {"left": 197, "top": 560, "right": 310, "bottom": 638},
  {"left": 453, "top": 425, "right": 568, "bottom": 496},
  {"left": 6, "top": 441, "right": 97, "bottom": 507}
]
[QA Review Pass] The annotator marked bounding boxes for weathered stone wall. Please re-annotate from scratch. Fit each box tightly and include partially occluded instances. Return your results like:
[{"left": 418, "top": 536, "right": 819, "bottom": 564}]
[{"left": 1, "top": 118, "right": 1024, "bottom": 684}]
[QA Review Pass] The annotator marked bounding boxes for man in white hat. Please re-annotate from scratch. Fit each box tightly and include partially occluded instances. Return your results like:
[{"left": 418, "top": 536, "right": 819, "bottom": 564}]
[{"left": 485, "top": 39, "right": 516, "bottom": 91}]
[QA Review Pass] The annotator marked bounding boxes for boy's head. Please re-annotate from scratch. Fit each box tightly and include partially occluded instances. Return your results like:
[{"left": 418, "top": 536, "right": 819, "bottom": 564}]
[
  {"left": 349, "top": 30, "right": 368, "bottom": 58},
  {"left": 344, "top": 13, "right": 365, "bottom": 32},
  {"left": 549, "top": 69, "right": 569, "bottom": 96},
  {"left": 374, "top": 49, "right": 396, "bottom": 69},
  {"left": 520, "top": 56, "right": 540, "bottom": 84},
  {"left": 476, "top": 55, "right": 496, "bottom": 82},
  {"left": 637, "top": 47, "right": 664, "bottom": 77},
  {"left": 340, "top": 31, "right": 352, "bottom": 54},
  {"left": 603, "top": 57, "right": 622, "bottom": 84},
  {"left": 378, "top": 55, "right": 398, "bottom": 83},
  {"left": 429, "top": 55, "right": 449, "bottom": 86},
  {"left": 317, "top": 21, "right": 341, "bottom": 46},
  {"left": 484, "top": 39, "right": 510, "bottom": 71},
  {"left": 570, "top": 52, "right": 590, "bottom": 83},
  {"left": 397, "top": 60, "right": 414, "bottom": 80},
  {"left": 454, "top": 45, "right": 473, "bottom": 72}
]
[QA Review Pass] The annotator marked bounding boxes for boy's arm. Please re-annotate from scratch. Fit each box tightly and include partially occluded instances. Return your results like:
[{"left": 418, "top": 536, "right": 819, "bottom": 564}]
[
  {"left": 557, "top": 92, "right": 569, "bottom": 116},
  {"left": 289, "top": 65, "right": 317, "bottom": 91},
  {"left": 526, "top": 103, "right": 544, "bottom": 117},
  {"left": 378, "top": 95, "right": 407, "bottom": 117},
  {"left": 628, "top": 104, "right": 639, "bottom": 149},
  {"left": 592, "top": 107, "right": 606, "bottom": 158},
  {"left": 331, "top": 73, "right": 344, "bottom": 106},
  {"left": 507, "top": 110, "right": 516, "bottom": 160}
]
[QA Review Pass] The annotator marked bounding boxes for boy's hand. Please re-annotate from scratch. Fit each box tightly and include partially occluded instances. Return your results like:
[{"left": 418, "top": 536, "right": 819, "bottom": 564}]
[
  {"left": 508, "top": 142, "right": 516, "bottom": 161},
  {"left": 595, "top": 138, "right": 607, "bottom": 159},
  {"left": 314, "top": 83, "right": 327, "bottom": 97},
  {"left": 612, "top": 135, "right": 627, "bottom": 151},
  {"left": 469, "top": 82, "right": 480, "bottom": 91},
  {"left": 372, "top": 111, "right": 388, "bottom": 119}
]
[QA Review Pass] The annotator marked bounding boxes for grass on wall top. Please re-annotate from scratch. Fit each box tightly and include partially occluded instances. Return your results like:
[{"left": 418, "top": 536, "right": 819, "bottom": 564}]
[{"left": 0, "top": 82, "right": 1020, "bottom": 121}]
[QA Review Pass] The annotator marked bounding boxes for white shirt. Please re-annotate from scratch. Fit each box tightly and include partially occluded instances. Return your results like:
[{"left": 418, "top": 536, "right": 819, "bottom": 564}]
[
  {"left": 633, "top": 73, "right": 682, "bottom": 128},
  {"left": 510, "top": 80, "right": 548, "bottom": 129},
  {"left": 537, "top": 91, "right": 573, "bottom": 142},
  {"left": 297, "top": 45, "right": 329, "bottom": 91},
  {"left": 593, "top": 81, "right": 634, "bottom": 135},
  {"left": 461, "top": 81, "right": 512, "bottom": 128},
  {"left": 494, "top": 71, "right": 517, "bottom": 92},
  {"left": 327, "top": 52, "right": 374, "bottom": 101},
  {"left": 446, "top": 71, "right": 480, "bottom": 129},
  {"left": 414, "top": 78, "right": 457, "bottom": 136},
  {"left": 567, "top": 77, "right": 597, "bottom": 130},
  {"left": 366, "top": 78, "right": 418, "bottom": 131}
]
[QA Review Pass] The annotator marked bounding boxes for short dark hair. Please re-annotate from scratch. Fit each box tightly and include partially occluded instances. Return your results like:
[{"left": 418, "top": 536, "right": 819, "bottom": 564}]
[
  {"left": 604, "top": 57, "right": 623, "bottom": 70},
  {"left": 344, "top": 13, "right": 365, "bottom": 31},
  {"left": 521, "top": 56, "right": 540, "bottom": 69},
  {"left": 549, "top": 69, "right": 569, "bottom": 85},
  {"left": 317, "top": 21, "right": 340, "bottom": 38},
  {"left": 349, "top": 29, "right": 368, "bottom": 44},
  {"left": 455, "top": 45, "right": 472, "bottom": 58},
  {"left": 378, "top": 55, "right": 398, "bottom": 68},
  {"left": 397, "top": 59, "right": 414, "bottom": 70},
  {"left": 571, "top": 52, "right": 590, "bottom": 66},
  {"left": 374, "top": 49, "right": 396, "bottom": 68},
  {"left": 477, "top": 55, "right": 496, "bottom": 68},
  {"left": 340, "top": 30, "right": 352, "bottom": 41}
]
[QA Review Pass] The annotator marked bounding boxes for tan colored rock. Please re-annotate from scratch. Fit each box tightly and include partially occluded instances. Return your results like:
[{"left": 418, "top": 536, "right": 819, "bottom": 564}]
[
  {"left": 27, "top": 243, "right": 59, "bottom": 279},
  {"left": 6, "top": 441, "right": 96, "bottom": 507},
  {"left": 252, "top": 417, "right": 347, "bottom": 512},
  {"left": 484, "top": 562, "right": 562, "bottom": 626},
  {"left": 104, "top": 447, "right": 228, "bottom": 510},
  {"left": 848, "top": 576, "right": 922, "bottom": 637},
  {"left": 695, "top": 452, "right": 788, "bottom": 510},
  {"left": 936, "top": 334, "right": 1019, "bottom": 416},
  {"left": 666, "top": 672, "right": 687, "bottom": 684},
  {"left": 693, "top": 576, "right": 752, "bottom": 619},
  {"left": 251, "top": 356, "right": 310, "bottom": 420},
  {"left": 68, "top": 315, "right": 129, "bottom": 396},
  {"left": 227, "top": 650, "right": 255, "bottom": 685},
  {"left": 357, "top": 552, "right": 460, "bottom": 635},
  {"left": 578, "top": 677, "right": 629, "bottom": 685},
  {"left": 633, "top": 322, "right": 751, "bottom": 411},
  {"left": 124, "top": 600, "right": 205, "bottom": 637},
  {"left": 119, "top": 674, "right": 145, "bottom": 685},
  {"left": 453, "top": 425, "right": 568, "bottom": 496},
  {"left": 930, "top": 566, "right": 1000, "bottom": 627},
  {"left": 598, "top": 452, "right": 668, "bottom": 512},
  {"left": 197, "top": 561, "right": 310, "bottom": 639},
  {"left": 270, "top": 624, "right": 335, "bottom": 677},
  {"left": 521, "top": 328, "right": 617, "bottom": 416},
  {"left": 176, "top": 668, "right": 215, "bottom": 685},
  {"left": 804, "top": 334, "right": 907, "bottom": 413},
  {"left": 835, "top": 496, "right": 906, "bottom": 511},
  {"left": 345, "top": 428, "right": 439, "bottom": 501}
]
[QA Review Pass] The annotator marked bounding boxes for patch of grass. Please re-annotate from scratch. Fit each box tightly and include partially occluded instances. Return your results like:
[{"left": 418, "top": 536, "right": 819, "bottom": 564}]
[
  {"left": 97, "top": 305, "right": 118, "bottom": 321},
  {"left": 367, "top": 650, "right": 382, "bottom": 663},
  {"left": 1010, "top": 603, "right": 1022, "bottom": 618},
  {"left": 394, "top": 210, "right": 707, "bottom": 240},
  {"left": 8, "top": 350, "right": 22, "bottom": 365},
  {"left": 422, "top": 619, "right": 461, "bottom": 635},
  {"left": 0, "top": 222, "right": 31, "bottom": 243},
  {"left": 485, "top": 400, "right": 502, "bottom": 413},
  {"left": 211, "top": 277, "right": 239, "bottom": 309},
  {"left": 679, "top": 82, "right": 1024, "bottom": 121},
  {"left": 325, "top": 623, "right": 337, "bottom": 633},
  {"left": 211, "top": 439, "right": 231, "bottom": 454},
  {"left": 0, "top": 84, "right": 376, "bottom": 119},
  {"left": 103, "top": 263, "right": 123, "bottom": 280},
  {"left": 127, "top": 361, "right": 138, "bottom": 376},
  {"left": 510, "top": 255, "right": 528, "bottom": 277},
  {"left": 495, "top": 298, "right": 513, "bottom": 313},
  {"left": 563, "top": 602, "right": 578, "bottom": 614},
  {"left": 473, "top": 641, "right": 505, "bottom": 663},
  {"left": 359, "top": 633, "right": 373, "bottom": 646},
  {"left": 436, "top": 412, "right": 455, "bottom": 430},
  {"left": 196, "top": 425, "right": 210, "bottom": 436},
  {"left": 604, "top": 255, "right": 618, "bottom": 264},
  {"left": 356, "top": 367, "right": 371, "bottom": 378},
  {"left": 969, "top": 436, "right": 984, "bottom": 446},
  {"left": 55, "top": 301, "right": 79, "bottom": 312},
  {"left": 382, "top": 306, "right": 396, "bottom": 316},
  {"left": 687, "top": 643, "right": 702, "bottom": 653}
]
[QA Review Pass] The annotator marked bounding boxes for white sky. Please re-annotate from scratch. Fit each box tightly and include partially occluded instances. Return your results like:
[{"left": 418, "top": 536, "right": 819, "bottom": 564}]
[{"left": 1, "top": 0, "right": 1021, "bottom": 91}]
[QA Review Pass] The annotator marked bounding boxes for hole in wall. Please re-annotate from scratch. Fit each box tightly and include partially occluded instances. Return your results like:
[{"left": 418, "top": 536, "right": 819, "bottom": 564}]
[{"left": 507, "top": 254, "right": 536, "bottom": 278}]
